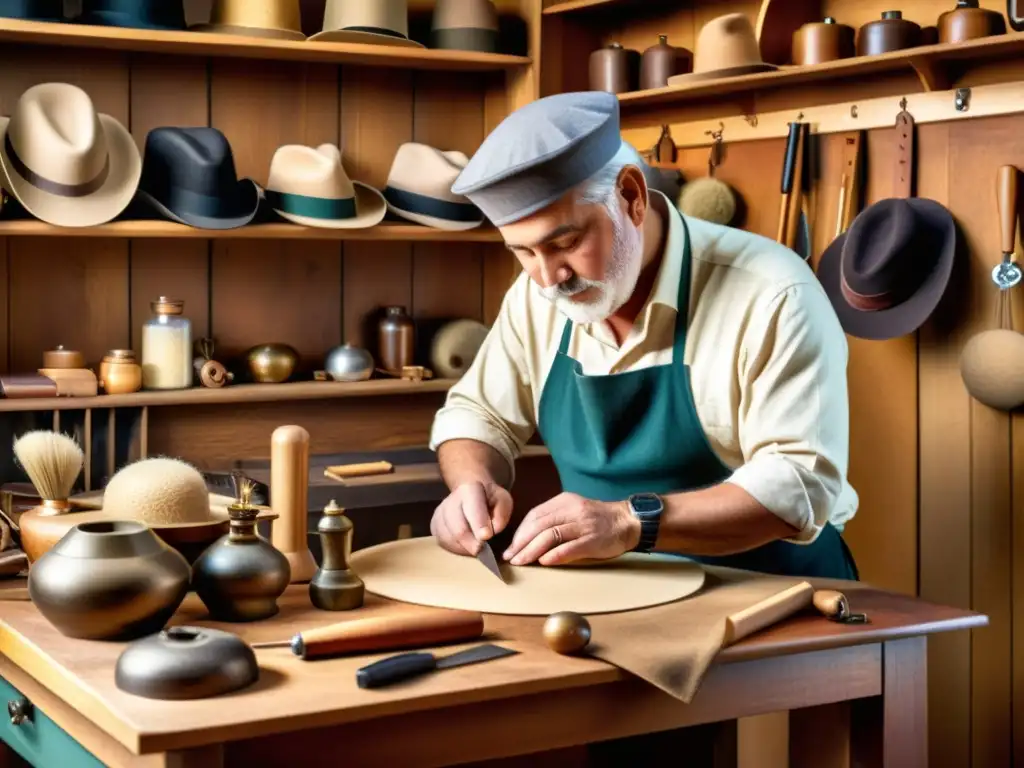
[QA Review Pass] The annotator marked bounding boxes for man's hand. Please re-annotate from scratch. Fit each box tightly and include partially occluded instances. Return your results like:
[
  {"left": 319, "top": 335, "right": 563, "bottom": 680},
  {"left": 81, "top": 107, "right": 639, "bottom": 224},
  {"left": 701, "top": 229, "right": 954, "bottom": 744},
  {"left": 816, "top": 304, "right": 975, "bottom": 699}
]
[
  {"left": 502, "top": 493, "right": 641, "bottom": 566},
  {"left": 430, "top": 481, "right": 514, "bottom": 556}
]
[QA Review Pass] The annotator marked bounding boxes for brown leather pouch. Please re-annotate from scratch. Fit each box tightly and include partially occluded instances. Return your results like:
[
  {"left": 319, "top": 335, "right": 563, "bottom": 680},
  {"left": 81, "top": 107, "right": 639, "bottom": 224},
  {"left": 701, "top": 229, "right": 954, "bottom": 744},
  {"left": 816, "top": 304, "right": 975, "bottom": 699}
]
[{"left": 0, "top": 373, "right": 58, "bottom": 399}]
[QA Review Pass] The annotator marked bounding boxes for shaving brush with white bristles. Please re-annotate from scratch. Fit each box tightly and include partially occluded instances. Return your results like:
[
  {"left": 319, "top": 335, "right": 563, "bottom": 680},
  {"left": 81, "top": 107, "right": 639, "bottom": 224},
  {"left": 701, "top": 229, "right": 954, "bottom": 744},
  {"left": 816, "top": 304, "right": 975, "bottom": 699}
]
[{"left": 12, "top": 430, "right": 83, "bottom": 516}]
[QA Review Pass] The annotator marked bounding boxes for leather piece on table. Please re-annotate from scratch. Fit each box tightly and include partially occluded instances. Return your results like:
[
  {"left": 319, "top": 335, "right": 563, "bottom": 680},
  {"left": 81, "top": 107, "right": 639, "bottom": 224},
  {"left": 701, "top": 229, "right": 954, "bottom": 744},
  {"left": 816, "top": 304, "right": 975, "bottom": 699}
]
[{"left": 585, "top": 569, "right": 814, "bottom": 703}]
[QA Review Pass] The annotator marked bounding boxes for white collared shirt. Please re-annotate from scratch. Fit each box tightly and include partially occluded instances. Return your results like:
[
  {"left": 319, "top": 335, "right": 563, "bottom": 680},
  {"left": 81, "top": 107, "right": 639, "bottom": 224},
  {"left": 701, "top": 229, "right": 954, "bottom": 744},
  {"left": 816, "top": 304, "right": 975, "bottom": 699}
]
[{"left": 429, "top": 192, "right": 858, "bottom": 543}]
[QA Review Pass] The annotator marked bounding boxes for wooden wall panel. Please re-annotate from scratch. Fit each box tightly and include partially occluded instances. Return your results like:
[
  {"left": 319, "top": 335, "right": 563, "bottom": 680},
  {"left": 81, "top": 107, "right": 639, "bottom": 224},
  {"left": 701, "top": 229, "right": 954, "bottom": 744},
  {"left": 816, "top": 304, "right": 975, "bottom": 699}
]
[
  {"left": 208, "top": 60, "right": 342, "bottom": 364},
  {"left": 412, "top": 72, "right": 486, "bottom": 323},
  {"left": 128, "top": 55, "right": 212, "bottom": 349},
  {"left": 339, "top": 66, "right": 414, "bottom": 355},
  {"left": 0, "top": 47, "right": 132, "bottom": 371}
]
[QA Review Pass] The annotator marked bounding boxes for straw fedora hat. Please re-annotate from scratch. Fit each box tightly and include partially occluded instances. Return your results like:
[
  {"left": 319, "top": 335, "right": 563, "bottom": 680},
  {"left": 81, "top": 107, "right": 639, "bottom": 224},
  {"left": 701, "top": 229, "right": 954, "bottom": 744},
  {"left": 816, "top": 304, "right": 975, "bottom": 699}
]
[
  {"left": 383, "top": 143, "right": 483, "bottom": 230},
  {"left": 0, "top": 82, "right": 141, "bottom": 227},
  {"left": 816, "top": 197, "right": 958, "bottom": 341},
  {"left": 265, "top": 144, "right": 387, "bottom": 229},
  {"left": 191, "top": 0, "right": 304, "bottom": 41},
  {"left": 432, "top": 0, "right": 499, "bottom": 53},
  {"left": 310, "top": 0, "right": 423, "bottom": 48},
  {"left": 66, "top": 457, "right": 277, "bottom": 529},
  {"left": 667, "top": 13, "right": 776, "bottom": 85}
]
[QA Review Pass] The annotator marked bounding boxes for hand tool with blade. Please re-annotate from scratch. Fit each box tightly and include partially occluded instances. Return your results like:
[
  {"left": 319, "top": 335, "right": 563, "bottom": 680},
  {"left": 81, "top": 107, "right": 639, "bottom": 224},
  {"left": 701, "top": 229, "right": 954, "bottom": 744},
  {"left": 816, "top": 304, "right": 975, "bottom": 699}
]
[
  {"left": 250, "top": 608, "right": 485, "bottom": 659},
  {"left": 355, "top": 643, "right": 519, "bottom": 689},
  {"left": 776, "top": 122, "right": 802, "bottom": 244},
  {"left": 476, "top": 540, "right": 507, "bottom": 583}
]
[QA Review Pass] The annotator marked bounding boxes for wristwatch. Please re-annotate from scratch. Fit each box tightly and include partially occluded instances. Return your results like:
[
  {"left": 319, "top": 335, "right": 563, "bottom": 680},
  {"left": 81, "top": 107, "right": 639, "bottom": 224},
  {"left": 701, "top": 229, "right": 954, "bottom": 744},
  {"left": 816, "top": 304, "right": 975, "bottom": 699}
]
[{"left": 627, "top": 493, "right": 663, "bottom": 553}]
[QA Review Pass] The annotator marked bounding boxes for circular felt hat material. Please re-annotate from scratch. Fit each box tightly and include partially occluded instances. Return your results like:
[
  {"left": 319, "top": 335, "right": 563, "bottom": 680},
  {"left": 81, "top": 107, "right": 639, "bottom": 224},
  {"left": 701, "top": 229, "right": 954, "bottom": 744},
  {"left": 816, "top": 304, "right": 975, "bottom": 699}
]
[
  {"left": 349, "top": 536, "right": 706, "bottom": 615},
  {"left": 309, "top": 0, "right": 424, "bottom": 47},
  {"left": 265, "top": 144, "right": 387, "bottom": 229},
  {"left": 383, "top": 143, "right": 484, "bottom": 230},
  {"left": 816, "top": 197, "right": 957, "bottom": 340},
  {"left": 190, "top": 0, "right": 305, "bottom": 41},
  {"left": 136, "top": 127, "right": 260, "bottom": 230},
  {"left": 0, "top": 83, "right": 141, "bottom": 227},
  {"left": 667, "top": 13, "right": 777, "bottom": 85}
]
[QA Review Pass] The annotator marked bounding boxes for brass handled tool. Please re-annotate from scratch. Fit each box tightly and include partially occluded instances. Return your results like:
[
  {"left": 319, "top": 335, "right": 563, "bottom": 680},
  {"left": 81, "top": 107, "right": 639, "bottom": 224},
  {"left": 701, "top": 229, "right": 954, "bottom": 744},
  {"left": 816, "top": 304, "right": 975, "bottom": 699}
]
[
  {"left": 813, "top": 589, "right": 868, "bottom": 624},
  {"left": 993, "top": 165, "right": 1022, "bottom": 290},
  {"left": 251, "top": 608, "right": 485, "bottom": 660}
]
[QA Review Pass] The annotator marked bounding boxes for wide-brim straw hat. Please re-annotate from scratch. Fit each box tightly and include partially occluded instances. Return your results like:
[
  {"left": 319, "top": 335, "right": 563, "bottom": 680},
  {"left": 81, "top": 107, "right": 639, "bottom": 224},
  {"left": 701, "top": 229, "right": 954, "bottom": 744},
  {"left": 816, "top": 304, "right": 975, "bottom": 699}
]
[
  {"left": 266, "top": 144, "right": 387, "bottom": 229},
  {"left": 384, "top": 143, "right": 484, "bottom": 230},
  {"left": 191, "top": 0, "right": 305, "bottom": 41},
  {"left": 66, "top": 457, "right": 277, "bottom": 530},
  {"left": 0, "top": 82, "right": 141, "bottom": 227},
  {"left": 816, "top": 197, "right": 958, "bottom": 341},
  {"left": 309, "top": 0, "right": 424, "bottom": 48},
  {"left": 667, "top": 13, "right": 777, "bottom": 85}
]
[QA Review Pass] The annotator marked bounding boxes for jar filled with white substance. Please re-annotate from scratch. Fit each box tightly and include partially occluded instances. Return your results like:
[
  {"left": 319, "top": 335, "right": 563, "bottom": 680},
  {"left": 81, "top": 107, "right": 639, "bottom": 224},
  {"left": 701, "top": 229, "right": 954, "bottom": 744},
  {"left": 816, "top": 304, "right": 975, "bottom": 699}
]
[{"left": 141, "top": 297, "right": 192, "bottom": 390}]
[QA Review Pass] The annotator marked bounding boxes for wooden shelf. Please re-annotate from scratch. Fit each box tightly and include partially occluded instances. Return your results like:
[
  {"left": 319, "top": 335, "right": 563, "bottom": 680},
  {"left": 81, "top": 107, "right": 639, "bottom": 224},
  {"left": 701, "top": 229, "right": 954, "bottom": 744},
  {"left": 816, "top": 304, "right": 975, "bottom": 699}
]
[
  {"left": 0, "top": 220, "right": 503, "bottom": 242},
  {"left": 617, "top": 32, "right": 1024, "bottom": 115},
  {"left": 0, "top": 379, "right": 455, "bottom": 413},
  {"left": 0, "top": 18, "right": 530, "bottom": 71},
  {"left": 542, "top": 0, "right": 626, "bottom": 14}
]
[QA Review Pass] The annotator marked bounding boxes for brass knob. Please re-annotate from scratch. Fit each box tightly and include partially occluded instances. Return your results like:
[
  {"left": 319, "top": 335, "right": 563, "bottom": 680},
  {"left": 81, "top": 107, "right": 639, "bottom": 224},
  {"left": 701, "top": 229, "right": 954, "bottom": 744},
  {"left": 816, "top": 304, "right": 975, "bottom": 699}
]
[{"left": 8, "top": 697, "right": 32, "bottom": 725}]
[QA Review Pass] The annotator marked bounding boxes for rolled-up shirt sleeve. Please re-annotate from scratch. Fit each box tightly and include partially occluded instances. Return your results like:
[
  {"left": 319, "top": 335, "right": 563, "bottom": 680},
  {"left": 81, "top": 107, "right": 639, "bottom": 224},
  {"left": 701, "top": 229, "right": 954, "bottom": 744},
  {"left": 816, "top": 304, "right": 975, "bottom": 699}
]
[
  {"left": 429, "top": 281, "right": 538, "bottom": 482},
  {"left": 725, "top": 281, "right": 851, "bottom": 544}
]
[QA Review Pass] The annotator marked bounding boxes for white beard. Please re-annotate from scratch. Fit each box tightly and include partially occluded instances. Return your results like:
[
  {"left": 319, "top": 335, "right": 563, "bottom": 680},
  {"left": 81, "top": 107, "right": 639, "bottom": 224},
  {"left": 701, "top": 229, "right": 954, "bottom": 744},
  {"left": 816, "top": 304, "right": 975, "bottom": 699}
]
[{"left": 540, "top": 203, "right": 644, "bottom": 325}]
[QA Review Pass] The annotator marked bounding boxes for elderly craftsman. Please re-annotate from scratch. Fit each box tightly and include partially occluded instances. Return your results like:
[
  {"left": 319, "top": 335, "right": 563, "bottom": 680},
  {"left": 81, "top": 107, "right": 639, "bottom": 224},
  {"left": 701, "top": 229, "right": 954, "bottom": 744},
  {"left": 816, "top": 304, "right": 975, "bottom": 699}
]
[{"left": 427, "top": 91, "right": 859, "bottom": 580}]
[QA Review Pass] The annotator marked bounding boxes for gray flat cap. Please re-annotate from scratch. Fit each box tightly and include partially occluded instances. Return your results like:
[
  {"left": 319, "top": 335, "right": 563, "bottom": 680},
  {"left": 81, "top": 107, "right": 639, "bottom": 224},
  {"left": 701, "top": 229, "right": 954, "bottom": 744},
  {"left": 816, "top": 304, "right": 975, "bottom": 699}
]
[{"left": 451, "top": 91, "right": 622, "bottom": 226}]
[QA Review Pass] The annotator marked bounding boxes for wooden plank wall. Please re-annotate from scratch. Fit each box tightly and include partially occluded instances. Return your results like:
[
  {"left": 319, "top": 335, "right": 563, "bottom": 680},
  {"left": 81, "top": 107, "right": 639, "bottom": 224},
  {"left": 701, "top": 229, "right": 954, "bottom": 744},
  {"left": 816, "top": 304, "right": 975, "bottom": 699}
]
[
  {"left": 0, "top": 0, "right": 531, "bottom": 469},
  {"left": 545, "top": 0, "right": 1018, "bottom": 764}
]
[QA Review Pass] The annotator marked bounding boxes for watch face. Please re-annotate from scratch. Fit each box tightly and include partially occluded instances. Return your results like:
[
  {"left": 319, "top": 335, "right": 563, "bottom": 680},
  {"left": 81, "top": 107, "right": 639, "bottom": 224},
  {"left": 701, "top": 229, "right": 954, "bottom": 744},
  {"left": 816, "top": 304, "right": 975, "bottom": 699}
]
[{"left": 630, "top": 493, "right": 662, "bottom": 515}]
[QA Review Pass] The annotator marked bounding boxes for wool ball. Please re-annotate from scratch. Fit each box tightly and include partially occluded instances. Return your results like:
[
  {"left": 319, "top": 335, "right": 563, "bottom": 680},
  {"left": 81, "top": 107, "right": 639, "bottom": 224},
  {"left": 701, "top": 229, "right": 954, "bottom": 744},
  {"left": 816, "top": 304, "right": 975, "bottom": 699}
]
[
  {"left": 103, "top": 457, "right": 212, "bottom": 526},
  {"left": 677, "top": 177, "right": 737, "bottom": 226}
]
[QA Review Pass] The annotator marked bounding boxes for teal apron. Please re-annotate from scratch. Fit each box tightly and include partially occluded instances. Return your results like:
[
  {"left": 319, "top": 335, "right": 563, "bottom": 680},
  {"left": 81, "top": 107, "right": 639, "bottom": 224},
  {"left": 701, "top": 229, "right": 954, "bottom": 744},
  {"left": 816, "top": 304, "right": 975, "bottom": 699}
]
[{"left": 536, "top": 215, "right": 858, "bottom": 581}]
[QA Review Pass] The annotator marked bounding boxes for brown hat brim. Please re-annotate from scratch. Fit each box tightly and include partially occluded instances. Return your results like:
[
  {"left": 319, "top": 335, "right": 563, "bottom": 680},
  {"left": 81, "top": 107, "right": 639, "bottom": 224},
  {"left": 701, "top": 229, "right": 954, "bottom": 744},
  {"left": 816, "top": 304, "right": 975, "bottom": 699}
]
[
  {"left": 816, "top": 198, "right": 958, "bottom": 341},
  {"left": 667, "top": 62, "right": 777, "bottom": 86}
]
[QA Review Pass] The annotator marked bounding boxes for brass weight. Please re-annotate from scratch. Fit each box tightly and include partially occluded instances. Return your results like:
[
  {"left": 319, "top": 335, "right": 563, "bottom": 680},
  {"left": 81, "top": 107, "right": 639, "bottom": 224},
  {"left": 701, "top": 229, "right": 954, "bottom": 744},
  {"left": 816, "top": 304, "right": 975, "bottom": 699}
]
[{"left": 543, "top": 611, "right": 592, "bottom": 655}]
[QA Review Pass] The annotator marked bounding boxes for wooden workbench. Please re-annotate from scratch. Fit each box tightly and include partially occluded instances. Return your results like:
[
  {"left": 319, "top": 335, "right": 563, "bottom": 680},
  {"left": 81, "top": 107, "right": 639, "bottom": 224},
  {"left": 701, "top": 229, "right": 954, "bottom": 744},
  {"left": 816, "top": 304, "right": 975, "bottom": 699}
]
[{"left": 0, "top": 579, "right": 985, "bottom": 767}]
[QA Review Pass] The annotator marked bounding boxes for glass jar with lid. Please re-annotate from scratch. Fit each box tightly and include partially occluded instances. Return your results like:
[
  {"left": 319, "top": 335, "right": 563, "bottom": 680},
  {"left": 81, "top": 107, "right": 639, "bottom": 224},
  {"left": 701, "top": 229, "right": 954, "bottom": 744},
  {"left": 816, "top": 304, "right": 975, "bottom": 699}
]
[{"left": 141, "top": 297, "right": 192, "bottom": 390}]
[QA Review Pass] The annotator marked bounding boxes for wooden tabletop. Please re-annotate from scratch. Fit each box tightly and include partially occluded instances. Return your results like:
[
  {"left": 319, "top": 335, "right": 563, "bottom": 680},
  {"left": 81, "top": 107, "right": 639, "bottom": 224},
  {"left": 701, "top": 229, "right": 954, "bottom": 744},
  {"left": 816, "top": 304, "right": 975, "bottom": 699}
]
[{"left": 0, "top": 576, "right": 986, "bottom": 756}]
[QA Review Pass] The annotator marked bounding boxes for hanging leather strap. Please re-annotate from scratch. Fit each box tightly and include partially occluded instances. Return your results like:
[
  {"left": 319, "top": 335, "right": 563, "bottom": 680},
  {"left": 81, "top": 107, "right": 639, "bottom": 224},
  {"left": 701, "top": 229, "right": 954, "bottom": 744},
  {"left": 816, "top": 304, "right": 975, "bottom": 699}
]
[{"left": 893, "top": 109, "right": 915, "bottom": 199}]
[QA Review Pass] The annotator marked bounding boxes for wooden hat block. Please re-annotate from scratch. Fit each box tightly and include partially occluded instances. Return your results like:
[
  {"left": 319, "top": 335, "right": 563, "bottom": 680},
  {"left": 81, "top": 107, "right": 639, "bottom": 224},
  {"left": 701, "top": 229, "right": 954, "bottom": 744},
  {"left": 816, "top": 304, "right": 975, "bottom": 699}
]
[{"left": 270, "top": 425, "right": 317, "bottom": 583}]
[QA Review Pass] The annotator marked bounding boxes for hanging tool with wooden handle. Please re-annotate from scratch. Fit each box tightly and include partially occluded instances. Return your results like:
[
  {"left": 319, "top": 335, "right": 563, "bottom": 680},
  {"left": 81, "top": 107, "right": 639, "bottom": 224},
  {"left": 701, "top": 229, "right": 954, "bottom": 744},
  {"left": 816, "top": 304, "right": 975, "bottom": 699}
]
[
  {"left": 835, "top": 131, "right": 863, "bottom": 238},
  {"left": 993, "top": 165, "right": 1022, "bottom": 290},
  {"left": 776, "top": 122, "right": 802, "bottom": 244},
  {"left": 789, "top": 122, "right": 812, "bottom": 260},
  {"left": 250, "top": 608, "right": 485, "bottom": 660}
]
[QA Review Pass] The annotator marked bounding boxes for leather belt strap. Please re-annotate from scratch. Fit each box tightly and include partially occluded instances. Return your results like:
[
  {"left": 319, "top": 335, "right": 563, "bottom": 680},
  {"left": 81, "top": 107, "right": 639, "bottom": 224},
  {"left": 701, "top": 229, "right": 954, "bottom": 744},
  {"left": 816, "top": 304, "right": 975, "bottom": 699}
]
[{"left": 893, "top": 109, "right": 915, "bottom": 199}]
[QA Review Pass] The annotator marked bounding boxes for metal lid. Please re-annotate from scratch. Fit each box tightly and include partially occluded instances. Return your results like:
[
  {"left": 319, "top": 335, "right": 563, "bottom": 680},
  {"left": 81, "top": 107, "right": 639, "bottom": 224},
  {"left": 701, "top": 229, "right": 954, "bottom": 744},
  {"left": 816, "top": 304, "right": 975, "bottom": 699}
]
[
  {"left": 824, "top": 16, "right": 836, "bottom": 24},
  {"left": 882, "top": 10, "right": 903, "bottom": 19},
  {"left": 323, "top": 499, "right": 345, "bottom": 516},
  {"left": 103, "top": 349, "right": 136, "bottom": 362},
  {"left": 151, "top": 297, "right": 184, "bottom": 315}
]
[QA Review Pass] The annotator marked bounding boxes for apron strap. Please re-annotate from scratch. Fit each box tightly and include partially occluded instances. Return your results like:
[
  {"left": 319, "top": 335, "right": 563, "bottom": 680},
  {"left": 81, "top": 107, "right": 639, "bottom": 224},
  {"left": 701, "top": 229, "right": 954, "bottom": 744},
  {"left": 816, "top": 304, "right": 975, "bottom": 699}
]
[
  {"left": 557, "top": 315, "right": 574, "bottom": 355},
  {"left": 671, "top": 213, "right": 693, "bottom": 362}
]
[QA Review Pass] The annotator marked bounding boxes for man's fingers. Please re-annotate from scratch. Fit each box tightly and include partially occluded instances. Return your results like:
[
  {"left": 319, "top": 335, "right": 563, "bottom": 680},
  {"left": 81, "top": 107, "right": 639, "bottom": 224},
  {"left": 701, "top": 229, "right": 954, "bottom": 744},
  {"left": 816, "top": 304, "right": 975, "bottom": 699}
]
[
  {"left": 510, "top": 523, "right": 578, "bottom": 566},
  {"left": 460, "top": 483, "right": 494, "bottom": 541},
  {"left": 488, "top": 487, "right": 513, "bottom": 534},
  {"left": 444, "top": 499, "right": 482, "bottom": 556},
  {"left": 538, "top": 537, "right": 590, "bottom": 567}
]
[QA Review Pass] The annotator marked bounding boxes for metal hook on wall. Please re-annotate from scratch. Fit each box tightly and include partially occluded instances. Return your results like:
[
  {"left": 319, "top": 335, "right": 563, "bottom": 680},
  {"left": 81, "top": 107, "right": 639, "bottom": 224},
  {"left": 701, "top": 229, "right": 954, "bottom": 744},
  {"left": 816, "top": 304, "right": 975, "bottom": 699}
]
[{"left": 705, "top": 122, "right": 725, "bottom": 175}]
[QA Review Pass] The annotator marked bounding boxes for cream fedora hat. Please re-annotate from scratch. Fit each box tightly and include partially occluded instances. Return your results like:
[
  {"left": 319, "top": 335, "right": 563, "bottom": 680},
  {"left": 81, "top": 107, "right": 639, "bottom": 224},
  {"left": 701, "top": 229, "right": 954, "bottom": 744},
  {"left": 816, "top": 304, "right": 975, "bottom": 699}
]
[
  {"left": 265, "top": 144, "right": 387, "bottom": 229},
  {"left": 383, "top": 143, "right": 484, "bottom": 230},
  {"left": 0, "top": 82, "right": 141, "bottom": 227},
  {"left": 309, "top": 0, "right": 423, "bottom": 48}
]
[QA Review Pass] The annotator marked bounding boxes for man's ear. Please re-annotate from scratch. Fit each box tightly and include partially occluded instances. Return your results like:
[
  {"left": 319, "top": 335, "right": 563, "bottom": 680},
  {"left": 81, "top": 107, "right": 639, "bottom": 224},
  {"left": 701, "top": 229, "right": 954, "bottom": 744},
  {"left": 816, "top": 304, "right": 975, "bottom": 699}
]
[{"left": 616, "top": 165, "right": 649, "bottom": 226}]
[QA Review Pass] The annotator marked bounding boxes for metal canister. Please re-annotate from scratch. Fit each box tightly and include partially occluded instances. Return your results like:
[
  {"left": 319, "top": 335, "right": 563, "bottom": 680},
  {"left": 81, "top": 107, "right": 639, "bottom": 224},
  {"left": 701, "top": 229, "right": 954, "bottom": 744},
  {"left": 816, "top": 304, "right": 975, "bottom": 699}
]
[
  {"left": 588, "top": 42, "right": 639, "bottom": 94},
  {"left": 378, "top": 306, "right": 415, "bottom": 373}
]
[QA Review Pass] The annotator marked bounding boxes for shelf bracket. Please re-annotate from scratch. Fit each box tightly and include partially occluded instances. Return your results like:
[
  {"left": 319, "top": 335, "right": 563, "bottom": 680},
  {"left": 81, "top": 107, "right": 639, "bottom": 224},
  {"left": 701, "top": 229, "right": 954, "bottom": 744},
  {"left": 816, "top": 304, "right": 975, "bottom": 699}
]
[{"left": 909, "top": 58, "right": 952, "bottom": 92}]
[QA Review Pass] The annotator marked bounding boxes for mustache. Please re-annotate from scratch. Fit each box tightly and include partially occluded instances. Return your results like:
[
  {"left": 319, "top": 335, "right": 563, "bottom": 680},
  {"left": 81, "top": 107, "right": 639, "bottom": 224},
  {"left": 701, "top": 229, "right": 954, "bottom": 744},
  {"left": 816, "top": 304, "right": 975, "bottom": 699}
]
[{"left": 540, "top": 273, "right": 594, "bottom": 300}]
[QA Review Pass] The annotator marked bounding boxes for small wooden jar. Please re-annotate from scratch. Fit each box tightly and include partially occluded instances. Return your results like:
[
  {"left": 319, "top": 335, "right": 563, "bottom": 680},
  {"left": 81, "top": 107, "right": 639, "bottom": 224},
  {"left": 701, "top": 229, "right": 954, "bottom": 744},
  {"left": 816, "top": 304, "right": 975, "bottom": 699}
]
[
  {"left": 639, "top": 35, "right": 693, "bottom": 90},
  {"left": 938, "top": 0, "right": 1007, "bottom": 43},
  {"left": 588, "top": 42, "right": 640, "bottom": 94},
  {"left": 857, "top": 11, "right": 922, "bottom": 56},
  {"left": 100, "top": 350, "right": 143, "bottom": 395},
  {"left": 792, "top": 17, "right": 856, "bottom": 65}
]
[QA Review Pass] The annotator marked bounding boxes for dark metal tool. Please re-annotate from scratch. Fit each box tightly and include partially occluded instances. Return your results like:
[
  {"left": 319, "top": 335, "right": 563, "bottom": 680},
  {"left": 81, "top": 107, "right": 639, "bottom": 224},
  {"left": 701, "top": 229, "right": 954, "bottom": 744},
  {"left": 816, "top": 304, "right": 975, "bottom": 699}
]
[
  {"left": 355, "top": 643, "right": 519, "bottom": 689},
  {"left": 476, "top": 540, "right": 507, "bottom": 583}
]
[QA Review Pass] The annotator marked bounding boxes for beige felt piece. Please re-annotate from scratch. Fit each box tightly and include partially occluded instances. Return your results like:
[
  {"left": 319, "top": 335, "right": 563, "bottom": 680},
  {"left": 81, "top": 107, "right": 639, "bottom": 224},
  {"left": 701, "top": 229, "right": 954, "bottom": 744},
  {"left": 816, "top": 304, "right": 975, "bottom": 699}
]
[{"left": 350, "top": 536, "right": 706, "bottom": 615}]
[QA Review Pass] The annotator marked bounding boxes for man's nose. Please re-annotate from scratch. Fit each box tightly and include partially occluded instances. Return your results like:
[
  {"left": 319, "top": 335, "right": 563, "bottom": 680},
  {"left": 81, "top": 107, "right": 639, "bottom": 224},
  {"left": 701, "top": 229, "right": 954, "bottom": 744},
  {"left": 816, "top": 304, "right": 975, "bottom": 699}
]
[{"left": 537, "top": 260, "right": 570, "bottom": 289}]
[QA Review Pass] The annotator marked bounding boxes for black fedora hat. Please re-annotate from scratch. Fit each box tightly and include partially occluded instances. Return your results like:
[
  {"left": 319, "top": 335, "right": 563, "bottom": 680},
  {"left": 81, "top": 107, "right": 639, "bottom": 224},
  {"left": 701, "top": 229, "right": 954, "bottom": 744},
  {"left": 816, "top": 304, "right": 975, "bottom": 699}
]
[
  {"left": 816, "top": 197, "right": 957, "bottom": 341},
  {"left": 0, "top": 0, "right": 63, "bottom": 21},
  {"left": 75, "top": 0, "right": 186, "bottom": 30},
  {"left": 136, "top": 127, "right": 259, "bottom": 230}
]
